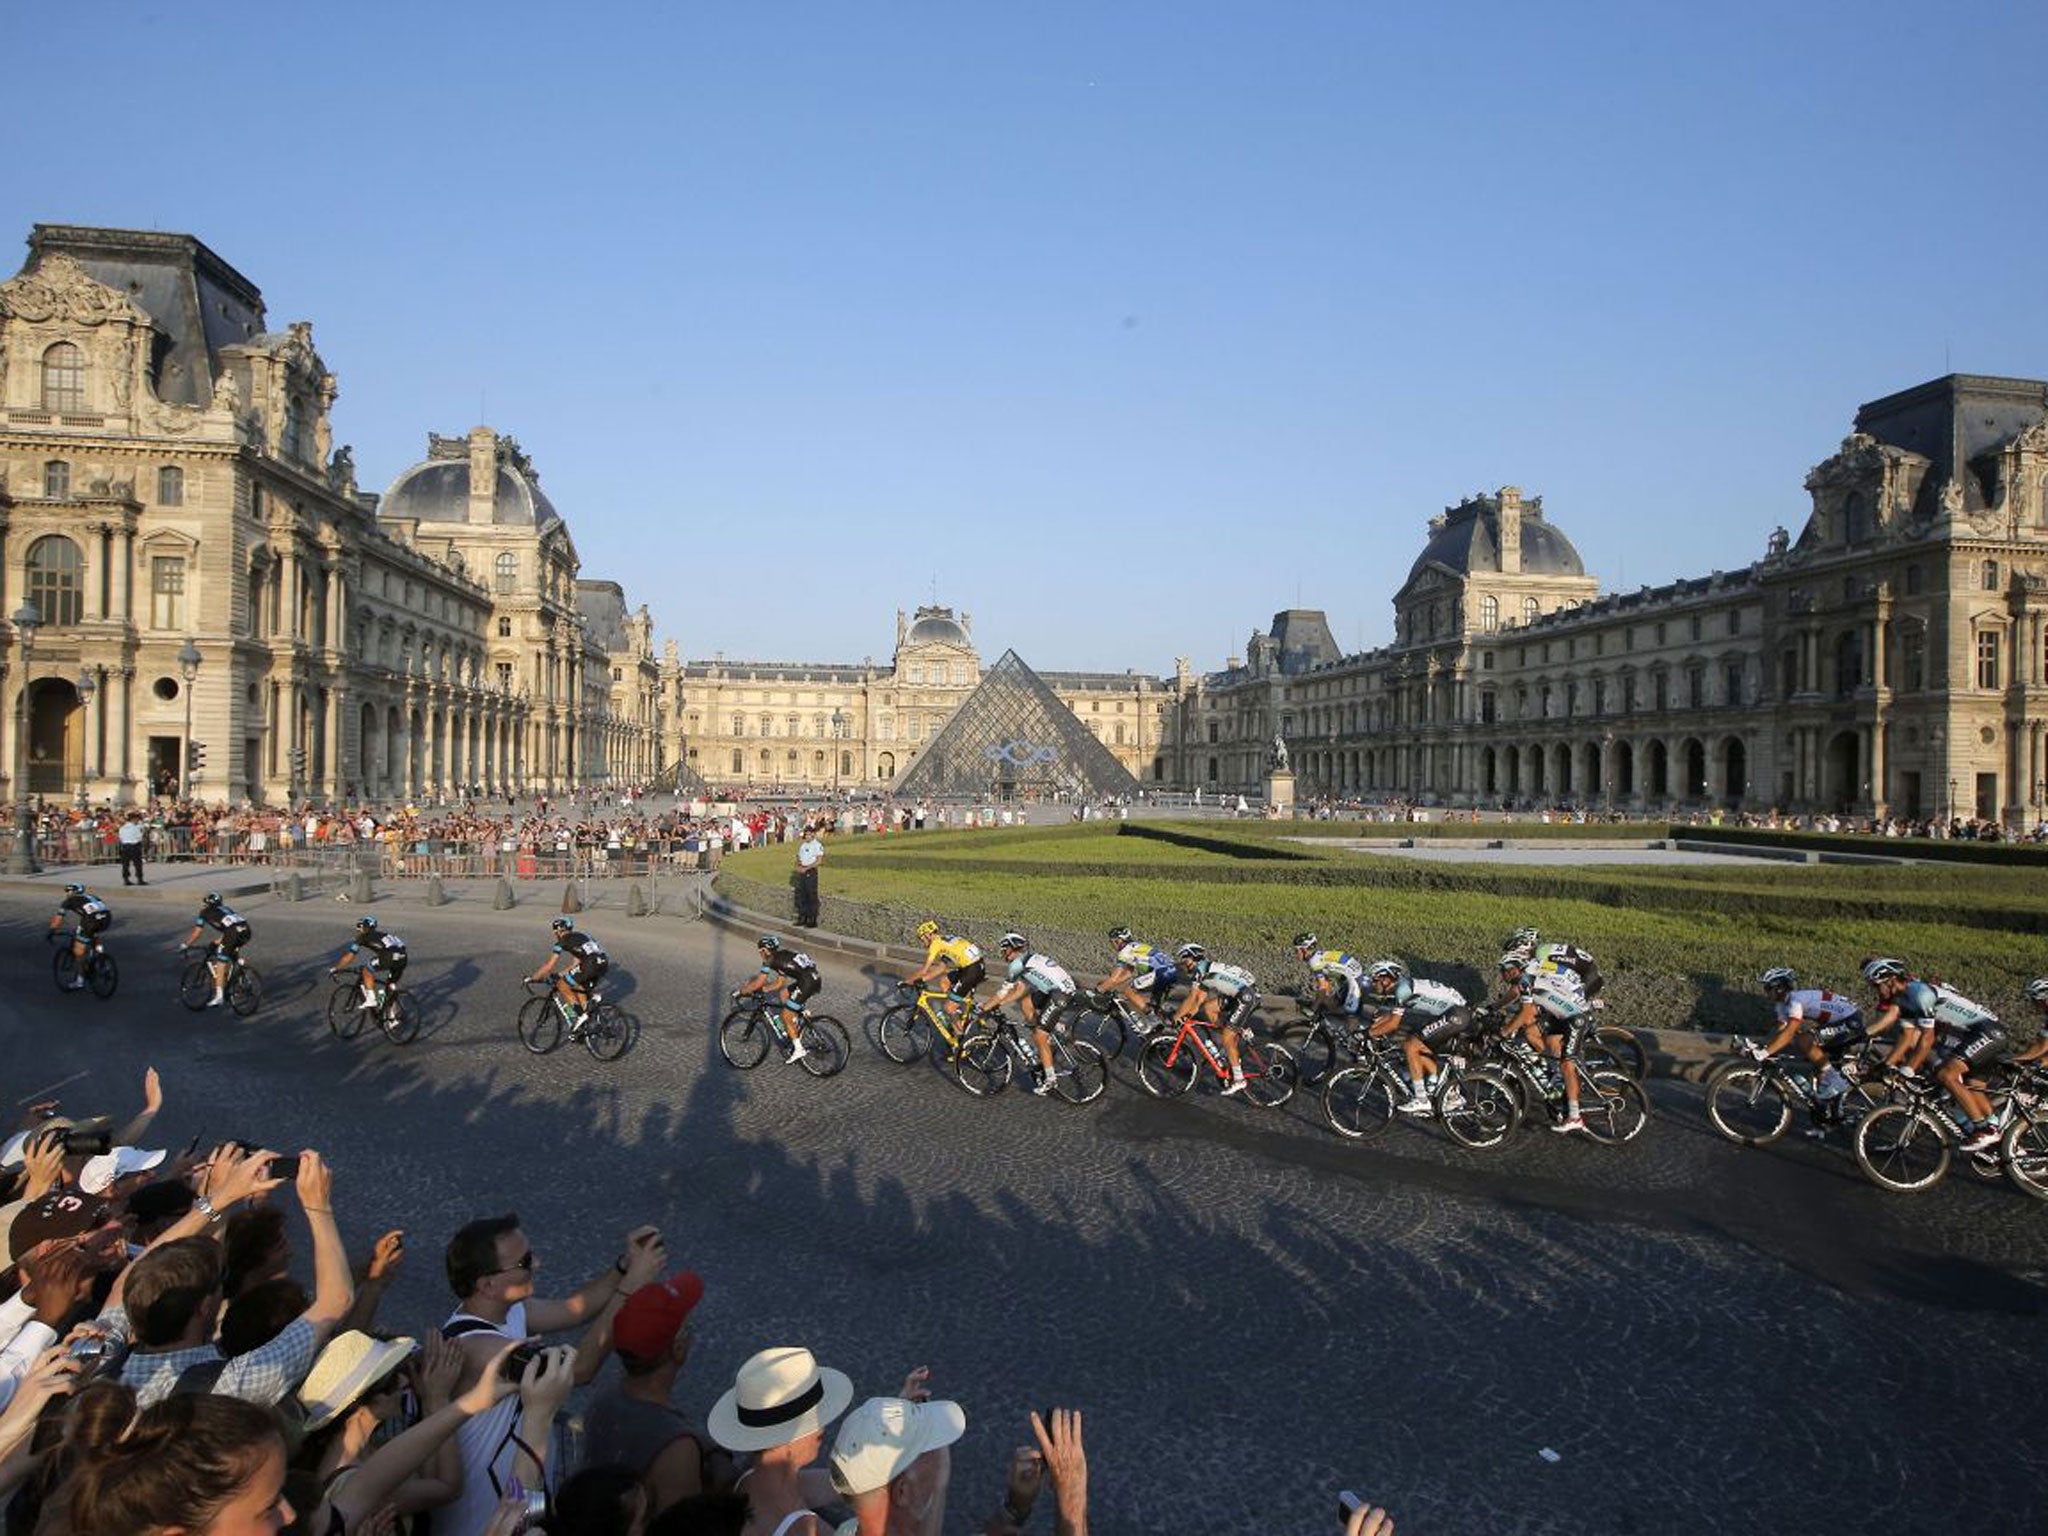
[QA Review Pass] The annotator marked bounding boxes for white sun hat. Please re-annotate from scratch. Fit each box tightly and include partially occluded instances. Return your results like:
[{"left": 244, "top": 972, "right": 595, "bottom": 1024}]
[
  {"left": 829, "top": 1395, "right": 968, "bottom": 1497},
  {"left": 298, "top": 1331, "right": 417, "bottom": 1431},
  {"left": 707, "top": 1346, "right": 854, "bottom": 1453}
]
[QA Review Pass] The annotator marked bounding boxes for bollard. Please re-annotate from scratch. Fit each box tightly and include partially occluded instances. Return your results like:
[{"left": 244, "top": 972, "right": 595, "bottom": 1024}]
[
  {"left": 561, "top": 880, "right": 582, "bottom": 915},
  {"left": 426, "top": 875, "right": 448, "bottom": 907},
  {"left": 286, "top": 871, "right": 304, "bottom": 902},
  {"left": 627, "top": 882, "right": 649, "bottom": 918},
  {"left": 493, "top": 877, "right": 516, "bottom": 911},
  {"left": 348, "top": 868, "right": 374, "bottom": 905}
]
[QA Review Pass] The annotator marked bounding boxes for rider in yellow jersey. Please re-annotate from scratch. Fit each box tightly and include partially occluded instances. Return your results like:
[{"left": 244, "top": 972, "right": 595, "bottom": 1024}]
[{"left": 902, "top": 919, "right": 986, "bottom": 1032}]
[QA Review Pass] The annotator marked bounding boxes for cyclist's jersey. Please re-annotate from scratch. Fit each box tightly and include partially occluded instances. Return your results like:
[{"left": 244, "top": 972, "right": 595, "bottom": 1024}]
[
  {"left": 554, "top": 931, "right": 607, "bottom": 971},
  {"left": 1007, "top": 952, "right": 1076, "bottom": 998},
  {"left": 764, "top": 948, "right": 820, "bottom": 987},
  {"left": 1915, "top": 983, "right": 1999, "bottom": 1038},
  {"left": 199, "top": 902, "right": 251, "bottom": 942},
  {"left": 1534, "top": 942, "right": 1596, "bottom": 978},
  {"left": 1527, "top": 966, "right": 1589, "bottom": 1021},
  {"left": 1319, "top": 970, "right": 1367, "bottom": 1016},
  {"left": 352, "top": 932, "right": 407, "bottom": 972},
  {"left": 1193, "top": 960, "right": 1256, "bottom": 998},
  {"left": 1389, "top": 976, "right": 1467, "bottom": 1020},
  {"left": 926, "top": 936, "right": 982, "bottom": 972},
  {"left": 1305, "top": 950, "right": 1365, "bottom": 985},
  {"left": 1777, "top": 988, "right": 1859, "bottom": 1027},
  {"left": 61, "top": 893, "right": 110, "bottom": 931},
  {"left": 1114, "top": 941, "right": 1178, "bottom": 979}
]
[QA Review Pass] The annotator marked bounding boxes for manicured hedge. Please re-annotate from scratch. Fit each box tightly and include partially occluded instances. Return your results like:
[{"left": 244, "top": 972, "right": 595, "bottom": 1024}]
[{"left": 1675, "top": 824, "right": 2048, "bottom": 868}]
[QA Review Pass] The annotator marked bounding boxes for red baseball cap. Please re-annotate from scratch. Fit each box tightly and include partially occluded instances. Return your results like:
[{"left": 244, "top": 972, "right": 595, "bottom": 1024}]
[{"left": 613, "top": 1272, "right": 705, "bottom": 1362}]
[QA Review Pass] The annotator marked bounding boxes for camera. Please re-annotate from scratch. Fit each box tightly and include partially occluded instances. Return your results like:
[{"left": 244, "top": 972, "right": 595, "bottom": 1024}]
[
  {"left": 59, "top": 1130, "right": 112, "bottom": 1157},
  {"left": 500, "top": 1342, "right": 542, "bottom": 1382},
  {"left": 1338, "top": 1490, "right": 1365, "bottom": 1523},
  {"left": 66, "top": 1335, "right": 106, "bottom": 1362},
  {"left": 266, "top": 1154, "right": 302, "bottom": 1181}
]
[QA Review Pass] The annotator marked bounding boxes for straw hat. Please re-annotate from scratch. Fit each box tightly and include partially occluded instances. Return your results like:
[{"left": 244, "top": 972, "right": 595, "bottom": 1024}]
[
  {"left": 707, "top": 1346, "right": 853, "bottom": 1452},
  {"left": 298, "top": 1331, "right": 416, "bottom": 1430}
]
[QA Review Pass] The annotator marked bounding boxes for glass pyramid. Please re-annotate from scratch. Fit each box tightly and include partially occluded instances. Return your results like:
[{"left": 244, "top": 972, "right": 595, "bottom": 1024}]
[
  {"left": 655, "top": 755, "right": 710, "bottom": 796},
  {"left": 895, "top": 649, "right": 1140, "bottom": 800}
]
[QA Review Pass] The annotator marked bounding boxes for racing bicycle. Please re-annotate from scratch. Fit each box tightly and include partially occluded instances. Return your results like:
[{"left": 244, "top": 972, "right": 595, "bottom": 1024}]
[
  {"left": 720, "top": 992, "right": 849, "bottom": 1077},
  {"left": 328, "top": 972, "right": 423, "bottom": 1046},
  {"left": 177, "top": 945, "right": 262, "bottom": 1017},
  {"left": 520, "top": 978, "right": 632, "bottom": 1061},
  {"left": 49, "top": 930, "right": 118, "bottom": 999},
  {"left": 1137, "top": 1008, "right": 1298, "bottom": 1108},
  {"left": 953, "top": 1008, "right": 1110, "bottom": 1104}
]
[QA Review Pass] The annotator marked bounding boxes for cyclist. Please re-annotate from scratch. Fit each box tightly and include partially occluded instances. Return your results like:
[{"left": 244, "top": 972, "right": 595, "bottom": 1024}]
[
  {"left": 528, "top": 917, "right": 608, "bottom": 1034},
  {"left": 2012, "top": 978, "right": 2048, "bottom": 1065},
  {"left": 1507, "top": 928, "right": 1604, "bottom": 1001},
  {"left": 1099, "top": 925, "right": 1179, "bottom": 1025},
  {"left": 179, "top": 892, "right": 252, "bottom": 1009},
  {"left": 902, "top": 920, "right": 985, "bottom": 1033},
  {"left": 1497, "top": 950, "right": 1592, "bottom": 1134},
  {"left": 48, "top": 882, "right": 111, "bottom": 990},
  {"left": 1362, "top": 960, "right": 1474, "bottom": 1116},
  {"left": 1173, "top": 943, "right": 1259, "bottom": 1097},
  {"left": 1756, "top": 967, "right": 1860, "bottom": 1124},
  {"left": 331, "top": 915, "right": 408, "bottom": 1017},
  {"left": 733, "top": 934, "right": 822, "bottom": 1065},
  {"left": 1861, "top": 957, "right": 2005, "bottom": 1151},
  {"left": 988, "top": 933, "right": 1081, "bottom": 1096},
  {"left": 1297, "top": 933, "right": 1369, "bottom": 1025}
]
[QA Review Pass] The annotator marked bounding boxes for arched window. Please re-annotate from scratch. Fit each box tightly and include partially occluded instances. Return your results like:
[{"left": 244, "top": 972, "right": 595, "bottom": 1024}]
[
  {"left": 25, "top": 536, "right": 83, "bottom": 626},
  {"left": 42, "top": 461, "right": 69, "bottom": 499},
  {"left": 40, "top": 343, "right": 85, "bottom": 412},
  {"left": 157, "top": 466, "right": 184, "bottom": 505},
  {"left": 1983, "top": 560, "right": 2001, "bottom": 591},
  {"left": 495, "top": 553, "right": 517, "bottom": 593},
  {"left": 1480, "top": 595, "right": 1499, "bottom": 631},
  {"left": 1523, "top": 597, "right": 1540, "bottom": 624}
]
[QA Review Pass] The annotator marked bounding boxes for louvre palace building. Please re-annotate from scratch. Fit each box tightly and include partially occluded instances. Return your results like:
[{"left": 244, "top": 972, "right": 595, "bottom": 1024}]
[{"left": 0, "top": 224, "right": 665, "bottom": 805}]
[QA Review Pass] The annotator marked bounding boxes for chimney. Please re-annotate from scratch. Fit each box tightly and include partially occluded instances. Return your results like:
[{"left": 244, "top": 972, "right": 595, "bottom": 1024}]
[
  {"left": 1497, "top": 485, "right": 1523, "bottom": 575},
  {"left": 467, "top": 427, "right": 497, "bottom": 525}
]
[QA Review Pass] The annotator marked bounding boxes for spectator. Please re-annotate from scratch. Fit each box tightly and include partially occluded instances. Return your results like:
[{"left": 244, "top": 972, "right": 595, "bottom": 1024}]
[
  {"left": 218, "top": 1277, "right": 308, "bottom": 1359},
  {"left": 117, "top": 809, "right": 147, "bottom": 885},
  {"left": 828, "top": 1378, "right": 964, "bottom": 1536},
  {"left": 63, "top": 1389, "right": 294, "bottom": 1536},
  {"left": 707, "top": 1346, "right": 854, "bottom": 1536},
  {"left": 793, "top": 828, "right": 825, "bottom": 928},
  {"left": 583, "top": 1270, "right": 710, "bottom": 1513},
  {"left": 554, "top": 1464, "right": 651, "bottom": 1536},
  {"left": 221, "top": 1204, "right": 290, "bottom": 1298}
]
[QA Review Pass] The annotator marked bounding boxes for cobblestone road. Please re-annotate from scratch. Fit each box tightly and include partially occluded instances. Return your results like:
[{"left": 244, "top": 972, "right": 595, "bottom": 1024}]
[{"left": 6, "top": 883, "right": 2044, "bottom": 1535}]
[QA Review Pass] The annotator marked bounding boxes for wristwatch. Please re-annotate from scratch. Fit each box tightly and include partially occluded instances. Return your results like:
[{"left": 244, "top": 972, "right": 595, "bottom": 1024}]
[{"left": 194, "top": 1194, "right": 224, "bottom": 1224}]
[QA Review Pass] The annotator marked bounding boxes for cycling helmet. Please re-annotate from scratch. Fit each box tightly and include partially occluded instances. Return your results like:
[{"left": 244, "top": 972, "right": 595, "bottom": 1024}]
[
  {"left": 355, "top": 914, "right": 380, "bottom": 934},
  {"left": 1292, "top": 932, "right": 1319, "bottom": 953},
  {"left": 1759, "top": 966, "right": 1797, "bottom": 994},
  {"left": 1498, "top": 951, "right": 1528, "bottom": 974},
  {"left": 1506, "top": 926, "right": 1540, "bottom": 950},
  {"left": 63, "top": 882, "right": 84, "bottom": 896},
  {"left": 999, "top": 931, "right": 1028, "bottom": 952},
  {"left": 2024, "top": 977, "right": 2048, "bottom": 1004},
  {"left": 550, "top": 916, "right": 573, "bottom": 933},
  {"left": 1861, "top": 957, "right": 1908, "bottom": 985},
  {"left": 204, "top": 891, "right": 222, "bottom": 905},
  {"left": 1176, "top": 943, "right": 1207, "bottom": 965},
  {"left": 757, "top": 934, "right": 782, "bottom": 952},
  {"left": 1366, "top": 959, "right": 1406, "bottom": 986},
  {"left": 915, "top": 920, "right": 940, "bottom": 943},
  {"left": 1108, "top": 926, "right": 1132, "bottom": 947}
]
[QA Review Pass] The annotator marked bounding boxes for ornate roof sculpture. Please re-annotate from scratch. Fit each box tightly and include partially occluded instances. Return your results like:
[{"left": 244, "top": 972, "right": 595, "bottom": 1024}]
[{"left": 892, "top": 649, "right": 1140, "bottom": 800}]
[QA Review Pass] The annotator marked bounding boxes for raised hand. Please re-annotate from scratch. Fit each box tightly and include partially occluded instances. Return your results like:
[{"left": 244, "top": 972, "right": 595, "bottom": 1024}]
[{"left": 366, "top": 1229, "right": 405, "bottom": 1281}]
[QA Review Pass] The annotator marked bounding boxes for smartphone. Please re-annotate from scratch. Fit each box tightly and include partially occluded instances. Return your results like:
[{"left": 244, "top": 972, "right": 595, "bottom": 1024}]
[
  {"left": 266, "top": 1154, "right": 302, "bottom": 1181},
  {"left": 1338, "top": 1491, "right": 1365, "bottom": 1521},
  {"left": 59, "top": 1130, "right": 113, "bottom": 1157}
]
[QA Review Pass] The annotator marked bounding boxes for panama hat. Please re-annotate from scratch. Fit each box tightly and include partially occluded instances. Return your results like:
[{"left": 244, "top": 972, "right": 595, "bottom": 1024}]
[
  {"left": 707, "top": 1346, "right": 854, "bottom": 1453},
  {"left": 298, "top": 1331, "right": 417, "bottom": 1431},
  {"left": 830, "top": 1395, "right": 968, "bottom": 1497}
]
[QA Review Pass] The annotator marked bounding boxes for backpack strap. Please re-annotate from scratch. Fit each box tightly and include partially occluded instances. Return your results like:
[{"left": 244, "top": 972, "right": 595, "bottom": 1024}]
[{"left": 170, "top": 1356, "right": 228, "bottom": 1396}]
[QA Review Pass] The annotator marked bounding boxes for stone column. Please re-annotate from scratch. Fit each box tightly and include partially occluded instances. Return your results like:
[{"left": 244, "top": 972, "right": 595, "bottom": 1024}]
[{"left": 116, "top": 666, "right": 135, "bottom": 801}]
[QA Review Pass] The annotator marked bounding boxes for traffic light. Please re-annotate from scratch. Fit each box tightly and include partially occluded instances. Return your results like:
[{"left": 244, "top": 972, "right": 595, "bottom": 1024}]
[
  {"left": 187, "top": 740, "right": 206, "bottom": 774},
  {"left": 288, "top": 747, "right": 305, "bottom": 775}
]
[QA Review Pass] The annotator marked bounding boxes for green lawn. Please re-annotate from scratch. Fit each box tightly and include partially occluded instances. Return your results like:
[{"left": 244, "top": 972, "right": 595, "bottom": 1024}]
[{"left": 719, "top": 821, "right": 2047, "bottom": 1034}]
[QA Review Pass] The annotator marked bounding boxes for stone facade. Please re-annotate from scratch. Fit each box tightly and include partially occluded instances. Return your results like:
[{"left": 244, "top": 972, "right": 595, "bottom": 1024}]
[{"left": 0, "top": 224, "right": 666, "bottom": 803}]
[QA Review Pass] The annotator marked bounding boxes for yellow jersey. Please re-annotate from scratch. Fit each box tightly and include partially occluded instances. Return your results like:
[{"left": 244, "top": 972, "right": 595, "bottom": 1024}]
[{"left": 926, "top": 935, "right": 983, "bottom": 970}]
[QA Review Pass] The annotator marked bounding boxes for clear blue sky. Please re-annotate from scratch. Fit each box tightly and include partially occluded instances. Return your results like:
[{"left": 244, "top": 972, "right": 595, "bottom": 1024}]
[{"left": 11, "top": 2, "right": 2047, "bottom": 671}]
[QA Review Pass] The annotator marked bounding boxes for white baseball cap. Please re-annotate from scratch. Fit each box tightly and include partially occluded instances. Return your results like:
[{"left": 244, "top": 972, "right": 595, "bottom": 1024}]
[
  {"left": 829, "top": 1395, "right": 967, "bottom": 1498},
  {"left": 78, "top": 1146, "right": 166, "bottom": 1195}
]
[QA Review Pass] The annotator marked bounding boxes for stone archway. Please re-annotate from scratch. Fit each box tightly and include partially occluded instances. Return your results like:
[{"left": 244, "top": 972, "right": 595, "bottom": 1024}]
[
  {"left": 1553, "top": 742, "right": 1573, "bottom": 799},
  {"left": 1683, "top": 739, "right": 1707, "bottom": 799},
  {"left": 1824, "top": 730, "right": 1859, "bottom": 811},
  {"left": 1616, "top": 740, "right": 1635, "bottom": 798},
  {"left": 25, "top": 677, "right": 82, "bottom": 796},
  {"left": 1722, "top": 736, "right": 1747, "bottom": 805},
  {"left": 1647, "top": 739, "right": 1670, "bottom": 799}
]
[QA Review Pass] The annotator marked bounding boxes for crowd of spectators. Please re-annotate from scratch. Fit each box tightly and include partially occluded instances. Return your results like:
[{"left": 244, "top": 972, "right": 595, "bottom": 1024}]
[
  {"left": 1287, "top": 794, "right": 2048, "bottom": 842},
  {"left": 0, "top": 1068, "right": 1122, "bottom": 1536}
]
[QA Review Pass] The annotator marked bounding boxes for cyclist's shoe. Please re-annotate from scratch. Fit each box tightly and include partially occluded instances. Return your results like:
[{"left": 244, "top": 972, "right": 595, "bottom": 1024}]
[
  {"left": 1397, "top": 1095, "right": 1433, "bottom": 1117},
  {"left": 1218, "top": 1076, "right": 1249, "bottom": 1098},
  {"left": 207, "top": 991, "right": 225, "bottom": 1008},
  {"left": 1960, "top": 1126, "right": 2001, "bottom": 1154},
  {"left": 357, "top": 996, "right": 378, "bottom": 1011},
  {"left": 1551, "top": 1112, "right": 1588, "bottom": 1134},
  {"left": 62, "top": 979, "right": 84, "bottom": 992},
  {"left": 1032, "top": 1073, "right": 1059, "bottom": 1097},
  {"left": 1437, "top": 1085, "right": 1467, "bottom": 1113},
  {"left": 783, "top": 1041, "right": 811, "bottom": 1065}
]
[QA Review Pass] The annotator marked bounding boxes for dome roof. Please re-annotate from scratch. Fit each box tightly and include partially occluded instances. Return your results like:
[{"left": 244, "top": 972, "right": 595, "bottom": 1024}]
[
  {"left": 380, "top": 432, "right": 561, "bottom": 529},
  {"left": 1407, "top": 493, "right": 1584, "bottom": 584},
  {"left": 903, "top": 605, "right": 969, "bottom": 647}
]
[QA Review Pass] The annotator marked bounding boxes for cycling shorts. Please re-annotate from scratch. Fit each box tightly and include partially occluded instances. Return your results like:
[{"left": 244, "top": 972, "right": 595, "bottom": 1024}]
[
  {"left": 1810, "top": 1016, "right": 1865, "bottom": 1050},
  {"left": 1129, "top": 968, "right": 1170, "bottom": 993},
  {"left": 367, "top": 954, "right": 407, "bottom": 982},
  {"left": 76, "top": 913, "right": 110, "bottom": 938},
  {"left": 1212, "top": 989, "right": 1258, "bottom": 1031},
  {"left": 1416, "top": 1006, "right": 1477, "bottom": 1048},
  {"left": 568, "top": 958, "right": 609, "bottom": 991},
  {"left": 211, "top": 926, "right": 251, "bottom": 956},
  {"left": 1026, "top": 989, "right": 1079, "bottom": 1033},
  {"left": 781, "top": 972, "right": 820, "bottom": 1005},
  {"left": 1934, "top": 1024, "right": 2007, "bottom": 1070},
  {"left": 947, "top": 960, "right": 985, "bottom": 994}
]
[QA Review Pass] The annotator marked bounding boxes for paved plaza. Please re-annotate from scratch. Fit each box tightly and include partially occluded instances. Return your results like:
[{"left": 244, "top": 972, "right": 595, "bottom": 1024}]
[{"left": 3, "top": 879, "right": 2044, "bottom": 1534}]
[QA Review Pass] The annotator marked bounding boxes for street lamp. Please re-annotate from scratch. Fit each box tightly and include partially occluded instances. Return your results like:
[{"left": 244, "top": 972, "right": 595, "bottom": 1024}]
[
  {"left": 7, "top": 602, "right": 40, "bottom": 874},
  {"left": 830, "top": 707, "right": 848, "bottom": 798},
  {"left": 1948, "top": 777, "right": 1958, "bottom": 825},
  {"left": 177, "top": 639, "right": 202, "bottom": 801},
  {"left": 74, "top": 668, "right": 97, "bottom": 806},
  {"left": 1603, "top": 729, "right": 1615, "bottom": 817}
]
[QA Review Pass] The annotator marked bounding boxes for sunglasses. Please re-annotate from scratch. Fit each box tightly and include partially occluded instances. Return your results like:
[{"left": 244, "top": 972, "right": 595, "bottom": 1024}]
[{"left": 487, "top": 1250, "right": 537, "bottom": 1277}]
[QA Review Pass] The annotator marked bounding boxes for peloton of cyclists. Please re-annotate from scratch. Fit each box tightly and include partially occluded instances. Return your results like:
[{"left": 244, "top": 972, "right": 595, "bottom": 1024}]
[
  {"left": 179, "top": 892, "right": 253, "bottom": 1009},
  {"left": 528, "top": 917, "right": 609, "bottom": 1039},
  {"left": 1098, "top": 926, "right": 1179, "bottom": 1028},
  {"left": 331, "top": 915, "right": 408, "bottom": 1017},
  {"left": 1506, "top": 928, "right": 1604, "bottom": 1001},
  {"left": 1496, "top": 949, "right": 1593, "bottom": 1134},
  {"left": 988, "top": 933, "right": 1081, "bottom": 1096},
  {"left": 1173, "top": 943, "right": 1259, "bottom": 1097},
  {"left": 733, "top": 934, "right": 823, "bottom": 1064},
  {"left": 1755, "top": 967, "right": 1861, "bottom": 1127},
  {"left": 903, "top": 920, "right": 986, "bottom": 1033},
  {"left": 1861, "top": 957, "right": 2006, "bottom": 1153},
  {"left": 49, "top": 882, "right": 111, "bottom": 990},
  {"left": 1361, "top": 960, "right": 1475, "bottom": 1117}
]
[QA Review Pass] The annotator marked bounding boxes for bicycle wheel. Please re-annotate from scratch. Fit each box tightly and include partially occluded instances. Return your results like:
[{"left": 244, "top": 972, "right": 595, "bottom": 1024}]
[
  {"left": 1072, "top": 1005, "right": 1127, "bottom": 1063},
  {"left": 718, "top": 1008, "right": 771, "bottom": 1069},
  {"left": 178, "top": 959, "right": 214, "bottom": 1011},
  {"left": 582, "top": 1002, "right": 631, "bottom": 1061},
  {"left": 954, "top": 1032, "right": 1013, "bottom": 1097},
  {"left": 87, "top": 952, "right": 118, "bottom": 999},
  {"left": 1240, "top": 1040, "right": 1297, "bottom": 1108},
  {"left": 1578, "top": 1070, "right": 1649, "bottom": 1145},
  {"left": 1137, "top": 1035, "right": 1198, "bottom": 1098},
  {"left": 227, "top": 965, "right": 262, "bottom": 1017},
  {"left": 381, "top": 991, "right": 423, "bottom": 1046},
  {"left": 1703, "top": 1064, "right": 1792, "bottom": 1147},
  {"left": 798, "top": 1015, "right": 850, "bottom": 1078},
  {"left": 1436, "top": 1066, "right": 1519, "bottom": 1149},
  {"left": 1280, "top": 1020, "right": 1339, "bottom": 1086},
  {"left": 51, "top": 949, "right": 78, "bottom": 993},
  {"left": 2002, "top": 1115, "right": 2048, "bottom": 1201},
  {"left": 1321, "top": 1065, "right": 1396, "bottom": 1138},
  {"left": 877, "top": 1004, "right": 930, "bottom": 1064},
  {"left": 1584, "top": 1025, "right": 1648, "bottom": 1082},
  {"left": 1051, "top": 1038, "right": 1109, "bottom": 1104},
  {"left": 518, "top": 995, "right": 562, "bottom": 1054},
  {"left": 329, "top": 984, "right": 368, "bottom": 1040},
  {"left": 1853, "top": 1104, "right": 1952, "bottom": 1192}
]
